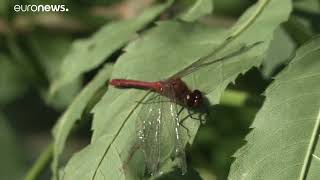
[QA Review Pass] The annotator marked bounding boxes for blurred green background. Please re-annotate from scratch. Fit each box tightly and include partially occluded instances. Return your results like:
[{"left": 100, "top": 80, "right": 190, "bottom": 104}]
[{"left": 0, "top": 0, "right": 319, "bottom": 179}]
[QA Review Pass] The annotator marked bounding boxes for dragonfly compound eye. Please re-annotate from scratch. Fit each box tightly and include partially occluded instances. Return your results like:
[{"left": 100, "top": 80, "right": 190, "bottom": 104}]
[
  {"left": 185, "top": 90, "right": 203, "bottom": 108},
  {"left": 192, "top": 90, "right": 203, "bottom": 107}
]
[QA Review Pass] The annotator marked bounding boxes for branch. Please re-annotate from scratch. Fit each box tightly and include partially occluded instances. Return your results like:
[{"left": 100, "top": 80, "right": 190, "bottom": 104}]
[{"left": 24, "top": 143, "right": 53, "bottom": 180}]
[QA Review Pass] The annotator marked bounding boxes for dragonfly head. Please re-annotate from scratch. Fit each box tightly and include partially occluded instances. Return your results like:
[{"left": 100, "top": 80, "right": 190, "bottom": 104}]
[{"left": 186, "top": 90, "right": 203, "bottom": 108}]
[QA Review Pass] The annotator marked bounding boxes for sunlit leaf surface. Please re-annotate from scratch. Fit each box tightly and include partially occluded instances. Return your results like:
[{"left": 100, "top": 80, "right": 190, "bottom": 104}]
[
  {"left": 262, "top": 27, "right": 296, "bottom": 77},
  {"left": 229, "top": 36, "right": 320, "bottom": 180}
]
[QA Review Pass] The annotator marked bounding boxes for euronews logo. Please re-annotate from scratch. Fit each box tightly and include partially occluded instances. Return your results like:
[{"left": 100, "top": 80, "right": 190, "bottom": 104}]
[{"left": 14, "top": 4, "right": 69, "bottom": 12}]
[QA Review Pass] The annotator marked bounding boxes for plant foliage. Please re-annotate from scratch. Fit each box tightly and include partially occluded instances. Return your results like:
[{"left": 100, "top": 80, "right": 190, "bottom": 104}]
[
  {"left": 56, "top": 0, "right": 291, "bottom": 179},
  {"left": 229, "top": 36, "right": 320, "bottom": 180},
  {"left": 2, "top": 0, "right": 320, "bottom": 180}
]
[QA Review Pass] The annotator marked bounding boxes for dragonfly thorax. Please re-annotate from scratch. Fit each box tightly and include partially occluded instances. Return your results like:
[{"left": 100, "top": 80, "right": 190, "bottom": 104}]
[{"left": 159, "top": 78, "right": 203, "bottom": 108}]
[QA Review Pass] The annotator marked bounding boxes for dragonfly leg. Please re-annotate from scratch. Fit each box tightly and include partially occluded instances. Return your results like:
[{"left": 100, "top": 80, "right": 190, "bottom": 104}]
[
  {"left": 180, "top": 111, "right": 199, "bottom": 123},
  {"left": 177, "top": 106, "right": 185, "bottom": 116},
  {"left": 187, "top": 109, "right": 205, "bottom": 123},
  {"left": 179, "top": 108, "right": 206, "bottom": 134},
  {"left": 180, "top": 121, "right": 191, "bottom": 137},
  {"left": 188, "top": 108, "right": 207, "bottom": 124},
  {"left": 176, "top": 107, "right": 191, "bottom": 137}
]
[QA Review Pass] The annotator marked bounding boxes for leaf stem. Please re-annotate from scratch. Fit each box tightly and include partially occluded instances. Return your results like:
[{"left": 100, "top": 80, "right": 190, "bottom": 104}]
[
  {"left": 24, "top": 143, "right": 53, "bottom": 180},
  {"left": 229, "top": 0, "right": 270, "bottom": 39}
]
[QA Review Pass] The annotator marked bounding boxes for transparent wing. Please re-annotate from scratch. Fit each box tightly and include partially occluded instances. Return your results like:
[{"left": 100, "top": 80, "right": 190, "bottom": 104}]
[
  {"left": 136, "top": 93, "right": 163, "bottom": 175},
  {"left": 172, "top": 42, "right": 262, "bottom": 79},
  {"left": 165, "top": 86, "right": 187, "bottom": 174},
  {"left": 136, "top": 91, "right": 188, "bottom": 175}
]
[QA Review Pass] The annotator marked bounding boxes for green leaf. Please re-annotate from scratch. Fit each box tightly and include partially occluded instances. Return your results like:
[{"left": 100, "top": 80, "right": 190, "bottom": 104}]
[
  {"left": 294, "top": 0, "right": 320, "bottom": 13},
  {"left": 51, "top": 63, "right": 113, "bottom": 180},
  {"left": 228, "top": 36, "right": 320, "bottom": 179},
  {"left": 0, "top": 54, "right": 29, "bottom": 105},
  {"left": 262, "top": 27, "right": 296, "bottom": 77},
  {"left": 0, "top": 0, "right": 8, "bottom": 16},
  {"left": 28, "top": 33, "right": 82, "bottom": 109},
  {"left": 0, "top": 112, "right": 25, "bottom": 180},
  {"left": 50, "top": 0, "right": 173, "bottom": 96},
  {"left": 62, "top": 0, "right": 291, "bottom": 179},
  {"left": 179, "top": 0, "right": 213, "bottom": 22},
  {"left": 62, "top": 134, "right": 122, "bottom": 180}
]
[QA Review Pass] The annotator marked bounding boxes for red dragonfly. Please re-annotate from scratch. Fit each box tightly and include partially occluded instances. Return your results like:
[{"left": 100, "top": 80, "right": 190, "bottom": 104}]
[{"left": 110, "top": 42, "right": 260, "bottom": 176}]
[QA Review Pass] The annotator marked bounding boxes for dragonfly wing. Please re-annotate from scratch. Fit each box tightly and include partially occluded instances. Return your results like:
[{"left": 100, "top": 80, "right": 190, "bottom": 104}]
[
  {"left": 172, "top": 42, "right": 262, "bottom": 79},
  {"left": 136, "top": 92, "right": 188, "bottom": 175},
  {"left": 136, "top": 93, "right": 163, "bottom": 175},
  {"left": 162, "top": 86, "right": 188, "bottom": 174},
  {"left": 171, "top": 102, "right": 187, "bottom": 174}
]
